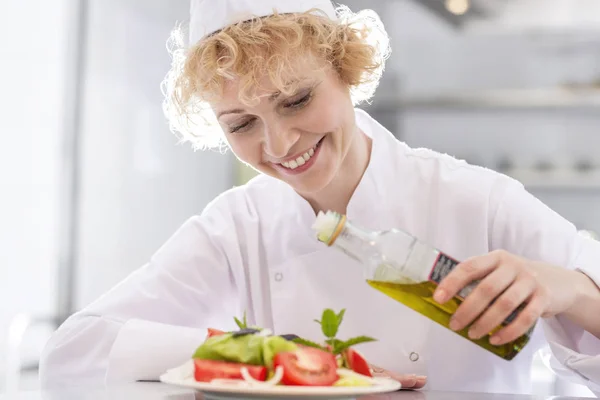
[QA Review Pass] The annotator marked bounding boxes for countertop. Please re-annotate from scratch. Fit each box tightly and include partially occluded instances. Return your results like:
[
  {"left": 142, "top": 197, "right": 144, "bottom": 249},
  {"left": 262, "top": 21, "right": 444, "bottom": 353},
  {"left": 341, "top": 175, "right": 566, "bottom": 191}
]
[{"left": 0, "top": 383, "right": 593, "bottom": 400}]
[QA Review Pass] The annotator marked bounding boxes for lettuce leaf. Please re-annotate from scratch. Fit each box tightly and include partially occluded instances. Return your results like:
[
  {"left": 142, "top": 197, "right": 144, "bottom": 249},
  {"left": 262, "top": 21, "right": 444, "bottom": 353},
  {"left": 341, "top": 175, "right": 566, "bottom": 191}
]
[
  {"left": 192, "top": 333, "right": 297, "bottom": 368},
  {"left": 262, "top": 335, "right": 298, "bottom": 369}
]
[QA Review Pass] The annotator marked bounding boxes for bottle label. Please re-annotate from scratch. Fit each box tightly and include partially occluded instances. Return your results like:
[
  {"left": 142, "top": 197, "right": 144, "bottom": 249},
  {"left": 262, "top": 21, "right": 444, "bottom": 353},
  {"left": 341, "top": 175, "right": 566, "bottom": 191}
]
[
  {"left": 428, "top": 253, "right": 462, "bottom": 290},
  {"left": 428, "top": 253, "right": 520, "bottom": 325}
]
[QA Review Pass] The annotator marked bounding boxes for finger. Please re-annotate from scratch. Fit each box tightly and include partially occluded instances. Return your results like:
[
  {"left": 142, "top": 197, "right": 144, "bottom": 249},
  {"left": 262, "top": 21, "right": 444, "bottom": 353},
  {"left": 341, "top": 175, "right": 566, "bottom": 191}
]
[
  {"left": 384, "top": 371, "right": 418, "bottom": 388},
  {"left": 369, "top": 364, "right": 386, "bottom": 376},
  {"left": 369, "top": 364, "right": 427, "bottom": 389},
  {"left": 434, "top": 250, "right": 506, "bottom": 304},
  {"left": 372, "top": 369, "right": 415, "bottom": 385},
  {"left": 489, "top": 289, "right": 547, "bottom": 345},
  {"left": 449, "top": 266, "right": 518, "bottom": 331},
  {"left": 414, "top": 375, "right": 427, "bottom": 389},
  {"left": 467, "top": 275, "right": 536, "bottom": 339}
]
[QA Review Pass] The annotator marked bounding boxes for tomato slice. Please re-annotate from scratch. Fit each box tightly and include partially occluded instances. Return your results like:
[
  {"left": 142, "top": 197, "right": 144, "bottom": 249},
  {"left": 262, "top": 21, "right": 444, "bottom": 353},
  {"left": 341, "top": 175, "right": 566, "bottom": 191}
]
[
  {"left": 193, "top": 359, "right": 267, "bottom": 382},
  {"left": 274, "top": 347, "right": 338, "bottom": 386},
  {"left": 206, "top": 328, "right": 226, "bottom": 338},
  {"left": 344, "top": 348, "right": 372, "bottom": 377}
]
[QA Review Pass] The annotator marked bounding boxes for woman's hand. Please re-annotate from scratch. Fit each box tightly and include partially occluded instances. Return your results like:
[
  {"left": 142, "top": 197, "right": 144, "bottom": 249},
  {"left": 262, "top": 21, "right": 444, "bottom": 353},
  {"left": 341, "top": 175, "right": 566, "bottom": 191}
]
[
  {"left": 370, "top": 365, "right": 427, "bottom": 389},
  {"left": 432, "top": 250, "right": 581, "bottom": 345}
]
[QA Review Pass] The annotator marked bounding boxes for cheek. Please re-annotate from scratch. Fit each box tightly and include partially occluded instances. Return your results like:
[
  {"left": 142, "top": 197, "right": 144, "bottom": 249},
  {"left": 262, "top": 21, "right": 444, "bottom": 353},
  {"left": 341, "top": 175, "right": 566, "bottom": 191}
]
[
  {"left": 299, "top": 98, "right": 347, "bottom": 134},
  {"left": 226, "top": 136, "right": 262, "bottom": 165}
]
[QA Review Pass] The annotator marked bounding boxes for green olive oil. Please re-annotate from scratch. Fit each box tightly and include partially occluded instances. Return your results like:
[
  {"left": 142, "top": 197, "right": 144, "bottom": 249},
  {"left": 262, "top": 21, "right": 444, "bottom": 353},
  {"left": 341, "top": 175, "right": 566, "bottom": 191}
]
[{"left": 312, "top": 210, "right": 534, "bottom": 361}]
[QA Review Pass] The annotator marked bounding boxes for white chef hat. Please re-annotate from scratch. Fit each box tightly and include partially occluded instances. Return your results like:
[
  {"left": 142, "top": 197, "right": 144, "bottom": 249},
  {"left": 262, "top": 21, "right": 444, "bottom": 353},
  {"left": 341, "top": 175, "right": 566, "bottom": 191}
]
[{"left": 188, "top": 0, "right": 338, "bottom": 46}]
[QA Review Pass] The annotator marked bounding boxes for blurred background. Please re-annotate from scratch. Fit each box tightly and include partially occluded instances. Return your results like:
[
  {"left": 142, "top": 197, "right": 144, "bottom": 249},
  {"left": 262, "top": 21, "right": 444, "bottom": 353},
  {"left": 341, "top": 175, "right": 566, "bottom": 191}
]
[{"left": 1, "top": 0, "right": 599, "bottom": 396}]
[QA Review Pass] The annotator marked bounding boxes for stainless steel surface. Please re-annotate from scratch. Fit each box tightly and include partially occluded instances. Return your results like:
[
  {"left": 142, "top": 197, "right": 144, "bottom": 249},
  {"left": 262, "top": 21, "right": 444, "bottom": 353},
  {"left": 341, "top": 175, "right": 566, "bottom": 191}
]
[
  {"left": 0, "top": 383, "right": 593, "bottom": 400},
  {"left": 392, "top": 88, "right": 600, "bottom": 111}
]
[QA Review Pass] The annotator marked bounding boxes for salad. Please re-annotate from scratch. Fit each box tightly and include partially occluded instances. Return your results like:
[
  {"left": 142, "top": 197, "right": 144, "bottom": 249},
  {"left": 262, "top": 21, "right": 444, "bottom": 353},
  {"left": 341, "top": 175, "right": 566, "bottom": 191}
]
[{"left": 185, "top": 308, "right": 379, "bottom": 388}]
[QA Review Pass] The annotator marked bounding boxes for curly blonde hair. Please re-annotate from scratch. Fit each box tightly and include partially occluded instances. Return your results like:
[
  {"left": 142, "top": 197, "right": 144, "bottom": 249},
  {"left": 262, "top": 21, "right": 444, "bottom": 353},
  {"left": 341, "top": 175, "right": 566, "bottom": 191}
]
[{"left": 162, "top": 5, "right": 390, "bottom": 150}]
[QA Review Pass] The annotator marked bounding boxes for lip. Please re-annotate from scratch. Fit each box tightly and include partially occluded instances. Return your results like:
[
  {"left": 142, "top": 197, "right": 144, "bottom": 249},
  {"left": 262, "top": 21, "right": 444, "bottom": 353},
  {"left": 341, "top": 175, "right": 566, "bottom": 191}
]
[
  {"left": 272, "top": 138, "right": 323, "bottom": 176},
  {"left": 277, "top": 140, "right": 321, "bottom": 164}
]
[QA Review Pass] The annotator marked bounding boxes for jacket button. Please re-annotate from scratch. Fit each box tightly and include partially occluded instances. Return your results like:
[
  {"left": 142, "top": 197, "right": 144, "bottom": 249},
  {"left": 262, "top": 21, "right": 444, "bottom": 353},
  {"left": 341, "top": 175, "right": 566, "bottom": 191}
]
[
  {"left": 409, "top": 352, "right": 419, "bottom": 362},
  {"left": 274, "top": 272, "right": 283, "bottom": 282}
]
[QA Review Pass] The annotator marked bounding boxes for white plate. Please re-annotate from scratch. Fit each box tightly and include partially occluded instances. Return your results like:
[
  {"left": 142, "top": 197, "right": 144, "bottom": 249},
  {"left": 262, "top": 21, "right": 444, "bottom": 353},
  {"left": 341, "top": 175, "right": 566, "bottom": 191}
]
[{"left": 159, "top": 366, "right": 401, "bottom": 399}]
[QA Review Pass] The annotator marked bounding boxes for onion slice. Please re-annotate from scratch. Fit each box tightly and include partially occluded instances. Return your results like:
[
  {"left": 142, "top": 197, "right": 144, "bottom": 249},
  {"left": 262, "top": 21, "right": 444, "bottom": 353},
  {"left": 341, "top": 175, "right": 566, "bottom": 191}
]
[
  {"left": 336, "top": 368, "right": 377, "bottom": 385},
  {"left": 241, "top": 366, "right": 284, "bottom": 386}
]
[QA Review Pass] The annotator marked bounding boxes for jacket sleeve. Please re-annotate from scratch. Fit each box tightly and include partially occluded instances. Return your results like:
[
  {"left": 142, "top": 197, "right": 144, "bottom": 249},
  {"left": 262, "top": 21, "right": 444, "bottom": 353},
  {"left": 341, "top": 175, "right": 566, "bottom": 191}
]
[
  {"left": 39, "top": 208, "right": 241, "bottom": 389},
  {"left": 490, "top": 177, "right": 600, "bottom": 395}
]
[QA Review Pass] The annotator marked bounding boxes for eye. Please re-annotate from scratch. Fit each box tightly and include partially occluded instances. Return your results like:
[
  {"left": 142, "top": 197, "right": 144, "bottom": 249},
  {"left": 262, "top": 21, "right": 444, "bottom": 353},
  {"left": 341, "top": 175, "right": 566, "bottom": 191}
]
[
  {"left": 229, "top": 117, "right": 256, "bottom": 134},
  {"left": 284, "top": 91, "right": 312, "bottom": 109}
]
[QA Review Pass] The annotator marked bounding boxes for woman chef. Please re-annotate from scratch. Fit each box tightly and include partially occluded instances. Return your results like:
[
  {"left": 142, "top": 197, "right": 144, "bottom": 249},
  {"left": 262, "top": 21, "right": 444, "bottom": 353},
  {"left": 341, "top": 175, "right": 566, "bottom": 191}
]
[{"left": 40, "top": 0, "right": 600, "bottom": 395}]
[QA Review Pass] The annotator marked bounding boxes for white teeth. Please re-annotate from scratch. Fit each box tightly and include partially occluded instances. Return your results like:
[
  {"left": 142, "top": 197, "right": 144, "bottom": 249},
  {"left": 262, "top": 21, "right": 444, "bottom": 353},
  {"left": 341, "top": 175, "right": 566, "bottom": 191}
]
[{"left": 280, "top": 141, "right": 320, "bottom": 170}]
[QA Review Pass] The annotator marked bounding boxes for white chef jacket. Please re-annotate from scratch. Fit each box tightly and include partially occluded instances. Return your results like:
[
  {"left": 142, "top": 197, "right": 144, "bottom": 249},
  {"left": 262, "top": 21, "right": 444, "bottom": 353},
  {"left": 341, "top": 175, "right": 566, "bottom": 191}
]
[{"left": 39, "top": 109, "right": 600, "bottom": 396}]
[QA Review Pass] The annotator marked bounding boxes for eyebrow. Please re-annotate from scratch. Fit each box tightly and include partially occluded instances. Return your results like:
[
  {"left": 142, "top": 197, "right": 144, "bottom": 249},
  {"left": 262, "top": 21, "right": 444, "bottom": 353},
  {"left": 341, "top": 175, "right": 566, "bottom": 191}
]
[
  {"left": 217, "top": 108, "right": 245, "bottom": 118},
  {"left": 269, "top": 84, "right": 312, "bottom": 101},
  {"left": 216, "top": 93, "right": 281, "bottom": 119},
  {"left": 269, "top": 91, "right": 282, "bottom": 101},
  {"left": 216, "top": 84, "right": 314, "bottom": 119}
]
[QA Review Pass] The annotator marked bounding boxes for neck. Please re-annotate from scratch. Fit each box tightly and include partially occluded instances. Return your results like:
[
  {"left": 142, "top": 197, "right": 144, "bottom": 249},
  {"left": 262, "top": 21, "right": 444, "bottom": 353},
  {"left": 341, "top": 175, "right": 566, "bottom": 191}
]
[{"left": 305, "top": 128, "right": 372, "bottom": 215}]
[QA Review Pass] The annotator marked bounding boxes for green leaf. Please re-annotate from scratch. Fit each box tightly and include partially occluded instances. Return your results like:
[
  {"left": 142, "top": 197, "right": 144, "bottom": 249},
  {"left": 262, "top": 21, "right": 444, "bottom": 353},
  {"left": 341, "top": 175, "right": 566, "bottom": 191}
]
[
  {"left": 325, "top": 338, "right": 344, "bottom": 353},
  {"left": 336, "top": 309, "right": 346, "bottom": 327},
  {"left": 234, "top": 316, "right": 246, "bottom": 330},
  {"left": 192, "top": 333, "right": 264, "bottom": 365},
  {"left": 262, "top": 336, "right": 298, "bottom": 369},
  {"left": 333, "top": 336, "right": 377, "bottom": 354},
  {"left": 292, "top": 337, "right": 327, "bottom": 351},
  {"left": 233, "top": 310, "right": 250, "bottom": 330},
  {"left": 320, "top": 309, "right": 340, "bottom": 338}
]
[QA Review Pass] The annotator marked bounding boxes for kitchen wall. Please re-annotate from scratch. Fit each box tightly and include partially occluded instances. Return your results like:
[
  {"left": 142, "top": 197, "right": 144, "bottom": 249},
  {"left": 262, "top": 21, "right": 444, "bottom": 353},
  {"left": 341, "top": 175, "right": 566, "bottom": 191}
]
[
  {"left": 0, "top": 0, "right": 235, "bottom": 391},
  {"left": 73, "top": 0, "right": 235, "bottom": 309},
  {"left": 387, "top": 2, "right": 600, "bottom": 236},
  {"left": 0, "top": 0, "right": 70, "bottom": 387}
]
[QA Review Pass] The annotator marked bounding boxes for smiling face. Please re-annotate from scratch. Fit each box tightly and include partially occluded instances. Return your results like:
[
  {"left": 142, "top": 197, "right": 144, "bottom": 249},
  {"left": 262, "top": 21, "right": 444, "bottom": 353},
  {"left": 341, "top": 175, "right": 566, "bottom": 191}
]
[
  {"left": 165, "top": 9, "right": 390, "bottom": 205},
  {"left": 213, "top": 66, "right": 358, "bottom": 195}
]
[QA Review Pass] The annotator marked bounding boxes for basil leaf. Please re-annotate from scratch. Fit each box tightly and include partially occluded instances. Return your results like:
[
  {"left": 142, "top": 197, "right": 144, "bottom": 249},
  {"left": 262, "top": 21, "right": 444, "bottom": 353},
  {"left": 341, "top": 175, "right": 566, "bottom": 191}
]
[
  {"left": 321, "top": 309, "right": 339, "bottom": 338},
  {"left": 336, "top": 309, "right": 346, "bottom": 327},
  {"left": 325, "top": 338, "right": 344, "bottom": 353},
  {"left": 334, "top": 336, "right": 377, "bottom": 354},
  {"left": 292, "top": 337, "right": 327, "bottom": 351},
  {"left": 234, "top": 317, "right": 246, "bottom": 330}
]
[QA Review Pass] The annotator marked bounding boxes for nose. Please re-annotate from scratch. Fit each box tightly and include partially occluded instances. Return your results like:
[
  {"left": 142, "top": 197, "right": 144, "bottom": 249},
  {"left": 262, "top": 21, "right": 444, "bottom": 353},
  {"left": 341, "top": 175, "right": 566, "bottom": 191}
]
[{"left": 262, "top": 120, "right": 300, "bottom": 159}]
